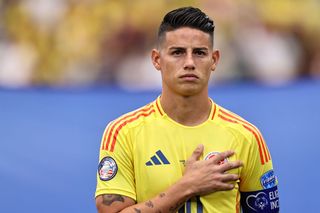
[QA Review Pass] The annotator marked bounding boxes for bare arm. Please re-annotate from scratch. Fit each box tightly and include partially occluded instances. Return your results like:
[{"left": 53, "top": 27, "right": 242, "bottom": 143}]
[
  {"left": 96, "top": 181, "right": 190, "bottom": 213},
  {"left": 96, "top": 144, "right": 243, "bottom": 213},
  {"left": 96, "top": 194, "right": 135, "bottom": 213}
]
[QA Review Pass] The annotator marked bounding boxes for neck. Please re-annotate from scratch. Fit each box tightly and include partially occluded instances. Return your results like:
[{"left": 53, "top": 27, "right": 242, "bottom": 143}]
[{"left": 160, "top": 92, "right": 211, "bottom": 126}]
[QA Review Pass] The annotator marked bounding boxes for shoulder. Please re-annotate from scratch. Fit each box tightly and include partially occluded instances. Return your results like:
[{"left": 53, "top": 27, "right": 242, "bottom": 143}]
[
  {"left": 100, "top": 101, "right": 157, "bottom": 152},
  {"left": 215, "top": 104, "right": 272, "bottom": 165},
  {"left": 109, "top": 101, "right": 156, "bottom": 130},
  {"left": 213, "top": 104, "right": 263, "bottom": 141}
]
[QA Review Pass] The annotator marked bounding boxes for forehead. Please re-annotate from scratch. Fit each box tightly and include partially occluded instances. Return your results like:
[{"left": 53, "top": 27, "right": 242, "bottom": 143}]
[{"left": 161, "top": 27, "right": 212, "bottom": 49}]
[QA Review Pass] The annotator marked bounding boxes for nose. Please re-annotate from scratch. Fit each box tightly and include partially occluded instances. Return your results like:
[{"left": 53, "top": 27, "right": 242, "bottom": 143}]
[{"left": 183, "top": 52, "right": 195, "bottom": 70}]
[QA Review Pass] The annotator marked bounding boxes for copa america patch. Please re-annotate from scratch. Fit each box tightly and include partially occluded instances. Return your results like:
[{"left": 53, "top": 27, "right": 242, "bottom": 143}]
[
  {"left": 98, "top": 156, "right": 118, "bottom": 181},
  {"left": 260, "top": 170, "right": 277, "bottom": 189},
  {"left": 205, "top": 152, "right": 228, "bottom": 165}
]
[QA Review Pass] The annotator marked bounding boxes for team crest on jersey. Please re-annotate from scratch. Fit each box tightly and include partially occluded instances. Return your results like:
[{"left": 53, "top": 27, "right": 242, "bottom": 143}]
[
  {"left": 98, "top": 156, "right": 118, "bottom": 181},
  {"left": 205, "top": 152, "right": 228, "bottom": 165}
]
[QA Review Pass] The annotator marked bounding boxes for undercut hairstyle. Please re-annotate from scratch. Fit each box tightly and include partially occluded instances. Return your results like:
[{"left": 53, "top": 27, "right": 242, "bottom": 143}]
[{"left": 157, "top": 7, "right": 215, "bottom": 46}]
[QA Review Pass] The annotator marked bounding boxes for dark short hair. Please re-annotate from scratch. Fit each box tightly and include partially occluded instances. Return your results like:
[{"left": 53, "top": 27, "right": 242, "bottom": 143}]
[{"left": 158, "top": 7, "right": 215, "bottom": 46}]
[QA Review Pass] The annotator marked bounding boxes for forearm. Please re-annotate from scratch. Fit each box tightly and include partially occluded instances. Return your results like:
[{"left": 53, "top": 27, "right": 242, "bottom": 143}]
[{"left": 121, "top": 179, "right": 193, "bottom": 213}]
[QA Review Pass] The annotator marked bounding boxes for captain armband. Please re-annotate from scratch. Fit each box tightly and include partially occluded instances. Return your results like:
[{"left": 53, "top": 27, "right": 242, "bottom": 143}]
[{"left": 240, "top": 186, "right": 279, "bottom": 213}]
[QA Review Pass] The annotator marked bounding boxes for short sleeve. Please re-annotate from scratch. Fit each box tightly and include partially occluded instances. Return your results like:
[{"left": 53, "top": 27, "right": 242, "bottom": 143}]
[
  {"left": 239, "top": 129, "right": 279, "bottom": 212},
  {"left": 95, "top": 122, "right": 136, "bottom": 201},
  {"left": 239, "top": 130, "right": 277, "bottom": 191}
]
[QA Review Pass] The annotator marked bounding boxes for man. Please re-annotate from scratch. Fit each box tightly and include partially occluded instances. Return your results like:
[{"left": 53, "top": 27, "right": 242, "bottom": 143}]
[{"left": 95, "top": 7, "right": 279, "bottom": 213}]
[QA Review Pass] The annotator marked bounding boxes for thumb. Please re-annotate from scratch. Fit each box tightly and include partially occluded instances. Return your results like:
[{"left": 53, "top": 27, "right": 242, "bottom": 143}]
[{"left": 188, "top": 144, "right": 204, "bottom": 163}]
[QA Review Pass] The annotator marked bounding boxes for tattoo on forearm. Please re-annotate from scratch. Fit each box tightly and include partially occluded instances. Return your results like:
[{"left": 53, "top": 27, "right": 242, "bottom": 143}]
[
  {"left": 145, "top": 200, "right": 154, "bottom": 208},
  {"left": 134, "top": 208, "right": 141, "bottom": 213},
  {"left": 159, "top": 193, "right": 166, "bottom": 198},
  {"left": 102, "top": 194, "right": 125, "bottom": 206}
]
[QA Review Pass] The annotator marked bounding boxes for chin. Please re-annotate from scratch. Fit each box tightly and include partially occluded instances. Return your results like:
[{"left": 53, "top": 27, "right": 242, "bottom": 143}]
[{"left": 177, "top": 86, "right": 202, "bottom": 97}]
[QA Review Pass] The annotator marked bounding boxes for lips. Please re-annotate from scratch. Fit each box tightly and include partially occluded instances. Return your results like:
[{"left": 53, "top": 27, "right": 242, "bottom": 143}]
[{"left": 179, "top": 74, "right": 199, "bottom": 79}]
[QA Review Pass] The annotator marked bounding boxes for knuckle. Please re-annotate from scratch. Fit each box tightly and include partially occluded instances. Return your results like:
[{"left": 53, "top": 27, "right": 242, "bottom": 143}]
[
  {"left": 193, "top": 150, "right": 201, "bottom": 155},
  {"left": 225, "top": 162, "right": 233, "bottom": 170},
  {"left": 229, "top": 174, "right": 238, "bottom": 181},
  {"left": 230, "top": 162, "right": 237, "bottom": 169},
  {"left": 215, "top": 175, "right": 222, "bottom": 181}
]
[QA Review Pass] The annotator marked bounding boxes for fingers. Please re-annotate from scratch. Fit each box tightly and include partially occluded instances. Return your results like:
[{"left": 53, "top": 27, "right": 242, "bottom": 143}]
[
  {"left": 215, "top": 174, "right": 240, "bottom": 191},
  {"left": 214, "top": 182, "right": 236, "bottom": 191},
  {"left": 187, "top": 144, "right": 204, "bottom": 164},
  {"left": 220, "top": 173, "right": 240, "bottom": 183},
  {"left": 211, "top": 150, "right": 235, "bottom": 164},
  {"left": 199, "top": 174, "right": 239, "bottom": 193},
  {"left": 183, "top": 147, "right": 242, "bottom": 195},
  {"left": 219, "top": 160, "right": 243, "bottom": 173}
]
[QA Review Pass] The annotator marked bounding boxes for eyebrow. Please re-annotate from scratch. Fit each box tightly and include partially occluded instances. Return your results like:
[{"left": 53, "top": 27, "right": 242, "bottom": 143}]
[
  {"left": 168, "top": 46, "right": 209, "bottom": 51},
  {"left": 168, "top": 47, "right": 184, "bottom": 50},
  {"left": 193, "top": 47, "right": 209, "bottom": 51}
]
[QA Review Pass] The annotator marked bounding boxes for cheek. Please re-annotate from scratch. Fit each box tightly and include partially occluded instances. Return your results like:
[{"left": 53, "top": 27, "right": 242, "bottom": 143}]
[
  {"left": 195, "top": 59, "right": 213, "bottom": 70},
  {"left": 161, "top": 58, "right": 181, "bottom": 74}
]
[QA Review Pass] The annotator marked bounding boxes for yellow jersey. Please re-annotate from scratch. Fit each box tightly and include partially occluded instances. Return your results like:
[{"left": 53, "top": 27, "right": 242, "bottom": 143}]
[{"left": 95, "top": 97, "right": 279, "bottom": 213}]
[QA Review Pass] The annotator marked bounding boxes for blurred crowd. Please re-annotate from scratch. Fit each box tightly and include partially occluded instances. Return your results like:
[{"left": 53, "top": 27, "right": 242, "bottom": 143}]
[{"left": 0, "top": 0, "right": 319, "bottom": 89}]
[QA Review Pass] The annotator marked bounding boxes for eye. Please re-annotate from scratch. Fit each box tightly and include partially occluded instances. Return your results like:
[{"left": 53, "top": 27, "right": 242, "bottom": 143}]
[
  {"left": 194, "top": 50, "right": 207, "bottom": 56},
  {"left": 171, "top": 49, "right": 184, "bottom": 56}
]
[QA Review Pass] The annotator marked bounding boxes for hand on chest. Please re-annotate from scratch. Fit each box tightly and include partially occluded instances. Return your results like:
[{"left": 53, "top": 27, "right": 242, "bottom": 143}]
[{"left": 133, "top": 130, "right": 239, "bottom": 201}]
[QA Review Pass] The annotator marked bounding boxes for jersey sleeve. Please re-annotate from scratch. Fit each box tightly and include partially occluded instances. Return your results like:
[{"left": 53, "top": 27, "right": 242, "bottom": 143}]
[
  {"left": 239, "top": 128, "right": 279, "bottom": 212},
  {"left": 95, "top": 122, "right": 136, "bottom": 201}
]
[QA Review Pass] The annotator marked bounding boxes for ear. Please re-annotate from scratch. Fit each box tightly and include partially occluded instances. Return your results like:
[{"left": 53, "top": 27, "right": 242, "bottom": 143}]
[
  {"left": 211, "top": 49, "right": 220, "bottom": 72},
  {"left": 151, "top": 49, "right": 161, "bottom": 70}
]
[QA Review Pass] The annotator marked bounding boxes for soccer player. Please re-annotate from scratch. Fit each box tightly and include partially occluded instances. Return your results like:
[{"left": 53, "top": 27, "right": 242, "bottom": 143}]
[{"left": 95, "top": 7, "right": 279, "bottom": 213}]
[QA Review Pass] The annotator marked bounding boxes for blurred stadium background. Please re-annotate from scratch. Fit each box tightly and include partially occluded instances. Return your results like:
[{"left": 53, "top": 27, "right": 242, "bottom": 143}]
[{"left": 0, "top": 0, "right": 319, "bottom": 212}]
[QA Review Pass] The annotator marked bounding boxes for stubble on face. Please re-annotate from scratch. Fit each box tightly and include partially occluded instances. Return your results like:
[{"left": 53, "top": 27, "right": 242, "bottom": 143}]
[{"left": 155, "top": 27, "right": 217, "bottom": 97}]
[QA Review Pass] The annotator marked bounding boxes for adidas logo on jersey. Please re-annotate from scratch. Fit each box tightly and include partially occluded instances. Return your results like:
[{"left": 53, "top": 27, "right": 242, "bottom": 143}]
[{"left": 146, "top": 150, "right": 170, "bottom": 166}]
